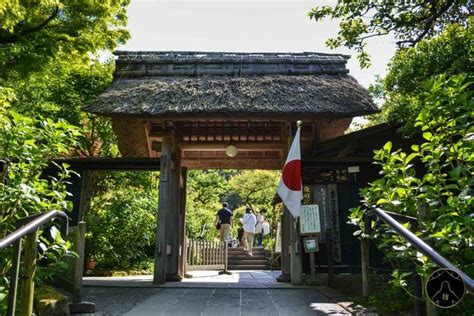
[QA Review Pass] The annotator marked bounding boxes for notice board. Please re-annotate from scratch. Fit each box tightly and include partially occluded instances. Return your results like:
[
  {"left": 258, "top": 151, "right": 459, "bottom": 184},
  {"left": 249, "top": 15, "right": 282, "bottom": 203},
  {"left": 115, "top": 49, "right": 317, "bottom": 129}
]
[{"left": 299, "top": 204, "right": 321, "bottom": 235}]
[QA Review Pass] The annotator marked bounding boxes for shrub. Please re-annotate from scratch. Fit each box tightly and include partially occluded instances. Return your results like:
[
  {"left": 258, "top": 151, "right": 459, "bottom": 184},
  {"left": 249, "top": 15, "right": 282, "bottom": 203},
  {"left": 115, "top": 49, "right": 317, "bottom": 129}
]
[
  {"left": 350, "top": 75, "right": 473, "bottom": 312},
  {"left": 85, "top": 189, "right": 157, "bottom": 269}
]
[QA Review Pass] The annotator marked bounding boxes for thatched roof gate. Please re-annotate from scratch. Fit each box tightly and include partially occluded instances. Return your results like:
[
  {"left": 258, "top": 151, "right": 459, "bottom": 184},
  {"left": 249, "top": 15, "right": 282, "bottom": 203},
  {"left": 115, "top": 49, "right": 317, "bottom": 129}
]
[{"left": 84, "top": 51, "right": 376, "bottom": 169}]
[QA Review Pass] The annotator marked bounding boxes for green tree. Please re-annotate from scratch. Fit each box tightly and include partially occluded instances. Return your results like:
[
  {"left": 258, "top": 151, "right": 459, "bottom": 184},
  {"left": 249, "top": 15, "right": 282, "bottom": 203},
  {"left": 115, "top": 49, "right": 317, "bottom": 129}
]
[
  {"left": 9, "top": 58, "right": 119, "bottom": 157},
  {"left": 350, "top": 75, "right": 473, "bottom": 313},
  {"left": 309, "top": 1, "right": 472, "bottom": 68},
  {"left": 228, "top": 170, "right": 280, "bottom": 211},
  {"left": 0, "top": 0, "right": 130, "bottom": 79},
  {"left": 0, "top": 0, "right": 132, "bottom": 309},
  {"left": 85, "top": 186, "right": 157, "bottom": 269},
  {"left": 228, "top": 170, "right": 280, "bottom": 246},
  {"left": 372, "top": 24, "right": 473, "bottom": 131},
  {"left": 1, "top": 1, "right": 130, "bottom": 158},
  {"left": 186, "top": 170, "right": 230, "bottom": 240},
  {"left": 0, "top": 95, "right": 80, "bottom": 311}
]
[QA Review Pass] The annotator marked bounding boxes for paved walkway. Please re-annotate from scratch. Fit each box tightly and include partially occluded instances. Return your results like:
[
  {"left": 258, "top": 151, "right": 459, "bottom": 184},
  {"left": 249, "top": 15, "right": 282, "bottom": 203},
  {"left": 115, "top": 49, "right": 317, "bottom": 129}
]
[
  {"left": 82, "top": 271, "right": 371, "bottom": 315},
  {"left": 84, "top": 271, "right": 296, "bottom": 288}
]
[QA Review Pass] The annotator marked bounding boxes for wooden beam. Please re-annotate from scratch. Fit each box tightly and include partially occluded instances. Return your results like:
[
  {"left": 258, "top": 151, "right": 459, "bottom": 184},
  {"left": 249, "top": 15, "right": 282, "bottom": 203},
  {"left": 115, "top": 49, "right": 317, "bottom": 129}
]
[
  {"left": 178, "top": 141, "right": 285, "bottom": 151},
  {"left": 182, "top": 158, "right": 281, "bottom": 170},
  {"left": 145, "top": 121, "right": 154, "bottom": 157},
  {"left": 53, "top": 157, "right": 162, "bottom": 171}
]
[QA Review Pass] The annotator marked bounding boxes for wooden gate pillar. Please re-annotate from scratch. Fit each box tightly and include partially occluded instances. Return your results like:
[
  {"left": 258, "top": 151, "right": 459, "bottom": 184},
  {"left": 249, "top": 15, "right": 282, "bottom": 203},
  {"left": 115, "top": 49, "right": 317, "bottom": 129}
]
[
  {"left": 277, "top": 207, "right": 291, "bottom": 282},
  {"left": 165, "top": 135, "right": 182, "bottom": 280},
  {"left": 178, "top": 168, "right": 188, "bottom": 277},
  {"left": 290, "top": 215, "right": 303, "bottom": 285},
  {"left": 153, "top": 136, "right": 172, "bottom": 284}
]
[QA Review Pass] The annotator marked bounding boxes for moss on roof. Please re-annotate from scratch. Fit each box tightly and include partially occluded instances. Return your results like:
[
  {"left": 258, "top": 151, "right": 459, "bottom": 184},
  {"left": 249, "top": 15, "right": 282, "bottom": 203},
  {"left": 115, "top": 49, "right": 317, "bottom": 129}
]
[{"left": 84, "top": 75, "right": 376, "bottom": 118}]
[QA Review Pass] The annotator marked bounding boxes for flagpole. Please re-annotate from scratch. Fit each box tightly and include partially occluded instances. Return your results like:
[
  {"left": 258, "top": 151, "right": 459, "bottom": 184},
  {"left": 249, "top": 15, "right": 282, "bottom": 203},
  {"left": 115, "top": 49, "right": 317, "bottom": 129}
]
[
  {"left": 290, "top": 120, "right": 303, "bottom": 285},
  {"left": 277, "top": 120, "right": 303, "bottom": 285}
]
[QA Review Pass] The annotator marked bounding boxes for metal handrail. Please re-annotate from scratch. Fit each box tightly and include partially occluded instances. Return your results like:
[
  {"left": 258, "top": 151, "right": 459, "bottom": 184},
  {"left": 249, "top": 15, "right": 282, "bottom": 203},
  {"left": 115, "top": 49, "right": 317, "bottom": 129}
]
[
  {"left": 369, "top": 207, "right": 474, "bottom": 292},
  {"left": 0, "top": 210, "right": 69, "bottom": 316},
  {"left": 0, "top": 210, "right": 69, "bottom": 250}
]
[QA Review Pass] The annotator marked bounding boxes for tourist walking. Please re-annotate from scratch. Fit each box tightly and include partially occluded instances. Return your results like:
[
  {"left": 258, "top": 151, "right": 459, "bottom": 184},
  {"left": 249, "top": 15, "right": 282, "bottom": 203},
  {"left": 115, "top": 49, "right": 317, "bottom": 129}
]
[
  {"left": 241, "top": 207, "right": 257, "bottom": 256},
  {"left": 255, "top": 210, "right": 266, "bottom": 247},
  {"left": 237, "top": 223, "right": 245, "bottom": 247},
  {"left": 216, "top": 202, "right": 233, "bottom": 242}
]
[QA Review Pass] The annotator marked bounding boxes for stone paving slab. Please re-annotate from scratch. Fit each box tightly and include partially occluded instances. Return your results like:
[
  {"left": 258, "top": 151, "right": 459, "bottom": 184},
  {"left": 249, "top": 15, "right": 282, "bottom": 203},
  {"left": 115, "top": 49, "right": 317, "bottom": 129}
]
[
  {"left": 81, "top": 271, "right": 374, "bottom": 315},
  {"left": 83, "top": 271, "right": 306, "bottom": 289},
  {"left": 92, "top": 288, "right": 350, "bottom": 316}
]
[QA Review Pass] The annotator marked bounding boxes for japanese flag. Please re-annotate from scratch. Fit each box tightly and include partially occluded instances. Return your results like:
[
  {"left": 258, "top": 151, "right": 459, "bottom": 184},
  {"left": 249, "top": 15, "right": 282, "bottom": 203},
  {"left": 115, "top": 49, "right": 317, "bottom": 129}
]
[{"left": 277, "top": 124, "right": 302, "bottom": 218}]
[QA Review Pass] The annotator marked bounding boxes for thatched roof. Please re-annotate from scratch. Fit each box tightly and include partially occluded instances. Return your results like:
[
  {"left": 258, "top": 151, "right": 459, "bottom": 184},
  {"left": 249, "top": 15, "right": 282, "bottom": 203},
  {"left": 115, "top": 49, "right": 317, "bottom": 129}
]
[{"left": 84, "top": 51, "right": 376, "bottom": 118}]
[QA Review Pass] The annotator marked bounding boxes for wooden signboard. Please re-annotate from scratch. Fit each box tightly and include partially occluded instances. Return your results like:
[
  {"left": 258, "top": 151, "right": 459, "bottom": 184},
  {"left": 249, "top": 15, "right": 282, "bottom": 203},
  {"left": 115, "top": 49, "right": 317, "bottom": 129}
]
[
  {"left": 313, "top": 185, "right": 342, "bottom": 262},
  {"left": 299, "top": 204, "right": 321, "bottom": 236},
  {"left": 303, "top": 236, "right": 319, "bottom": 253}
]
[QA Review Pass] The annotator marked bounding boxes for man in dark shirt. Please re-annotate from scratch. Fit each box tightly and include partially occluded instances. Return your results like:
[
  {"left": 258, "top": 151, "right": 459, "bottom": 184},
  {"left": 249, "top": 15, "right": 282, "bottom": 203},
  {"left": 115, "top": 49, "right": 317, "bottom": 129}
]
[
  {"left": 237, "top": 223, "right": 244, "bottom": 247},
  {"left": 216, "top": 202, "right": 233, "bottom": 242}
]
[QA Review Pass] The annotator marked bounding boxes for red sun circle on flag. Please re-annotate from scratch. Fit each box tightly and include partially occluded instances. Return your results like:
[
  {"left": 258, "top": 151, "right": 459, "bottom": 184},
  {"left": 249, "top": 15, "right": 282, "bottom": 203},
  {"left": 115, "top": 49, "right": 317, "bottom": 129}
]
[{"left": 282, "top": 159, "right": 301, "bottom": 191}]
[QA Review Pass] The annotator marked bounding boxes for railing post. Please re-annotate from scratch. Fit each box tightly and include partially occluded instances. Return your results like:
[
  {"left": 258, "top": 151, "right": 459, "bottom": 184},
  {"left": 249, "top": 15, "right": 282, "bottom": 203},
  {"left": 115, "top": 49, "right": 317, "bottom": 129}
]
[
  {"left": 413, "top": 273, "right": 425, "bottom": 316},
  {"left": 224, "top": 241, "right": 228, "bottom": 272},
  {"left": 19, "top": 229, "right": 39, "bottom": 316},
  {"left": 7, "top": 239, "right": 22, "bottom": 316},
  {"left": 72, "top": 222, "right": 86, "bottom": 303},
  {"left": 411, "top": 215, "right": 425, "bottom": 316},
  {"left": 361, "top": 214, "right": 371, "bottom": 297}
]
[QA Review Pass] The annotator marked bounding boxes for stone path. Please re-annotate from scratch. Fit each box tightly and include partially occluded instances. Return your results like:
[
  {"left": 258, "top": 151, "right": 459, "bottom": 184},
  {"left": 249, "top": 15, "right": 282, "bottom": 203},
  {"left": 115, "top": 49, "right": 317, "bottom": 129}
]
[
  {"left": 84, "top": 271, "right": 296, "bottom": 289},
  {"left": 82, "top": 271, "right": 372, "bottom": 315}
]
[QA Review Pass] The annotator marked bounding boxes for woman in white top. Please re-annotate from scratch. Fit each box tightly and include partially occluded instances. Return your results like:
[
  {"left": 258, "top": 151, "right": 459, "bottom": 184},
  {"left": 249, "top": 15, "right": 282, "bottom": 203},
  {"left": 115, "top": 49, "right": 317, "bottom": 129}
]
[{"left": 241, "top": 207, "right": 257, "bottom": 256}]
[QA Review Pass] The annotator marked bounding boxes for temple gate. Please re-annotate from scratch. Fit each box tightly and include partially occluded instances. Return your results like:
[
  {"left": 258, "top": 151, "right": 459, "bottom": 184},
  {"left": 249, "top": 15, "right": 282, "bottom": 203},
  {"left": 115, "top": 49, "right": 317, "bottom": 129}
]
[{"left": 83, "top": 51, "right": 376, "bottom": 284}]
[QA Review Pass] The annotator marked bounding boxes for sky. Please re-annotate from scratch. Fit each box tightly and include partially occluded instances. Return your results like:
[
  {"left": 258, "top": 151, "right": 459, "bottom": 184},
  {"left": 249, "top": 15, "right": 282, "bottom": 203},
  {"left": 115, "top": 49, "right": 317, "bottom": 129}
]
[{"left": 120, "top": 0, "right": 397, "bottom": 88}]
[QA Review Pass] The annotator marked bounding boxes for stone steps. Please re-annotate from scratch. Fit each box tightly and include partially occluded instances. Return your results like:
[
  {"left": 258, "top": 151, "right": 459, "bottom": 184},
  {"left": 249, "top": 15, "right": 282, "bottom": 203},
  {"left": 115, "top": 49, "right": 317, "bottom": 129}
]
[
  {"left": 228, "top": 259, "right": 268, "bottom": 265},
  {"left": 228, "top": 256, "right": 267, "bottom": 260},
  {"left": 227, "top": 265, "right": 271, "bottom": 270},
  {"left": 227, "top": 247, "right": 271, "bottom": 270}
]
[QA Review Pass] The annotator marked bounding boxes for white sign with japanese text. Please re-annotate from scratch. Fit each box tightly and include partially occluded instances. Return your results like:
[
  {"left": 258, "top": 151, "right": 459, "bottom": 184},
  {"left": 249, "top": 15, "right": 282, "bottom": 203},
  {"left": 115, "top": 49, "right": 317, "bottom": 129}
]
[{"left": 299, "top": 204, "right": 321, "bottom": 235}]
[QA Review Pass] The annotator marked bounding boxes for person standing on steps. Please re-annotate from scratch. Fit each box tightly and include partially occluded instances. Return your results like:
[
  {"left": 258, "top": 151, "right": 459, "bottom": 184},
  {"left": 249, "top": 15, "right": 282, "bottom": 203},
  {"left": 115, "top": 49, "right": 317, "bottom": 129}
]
[
  {"left": 241, "top": 207, "right": 257, "bottom": 256},
  {"left": 216, "top": 202, "right": 233, "bottom": 243},
  {"left": 237, "top": 222, "right": 245, "bottom": 247},
  {"left": 255, "top": 209, "right": 266, "bottom": 247}
]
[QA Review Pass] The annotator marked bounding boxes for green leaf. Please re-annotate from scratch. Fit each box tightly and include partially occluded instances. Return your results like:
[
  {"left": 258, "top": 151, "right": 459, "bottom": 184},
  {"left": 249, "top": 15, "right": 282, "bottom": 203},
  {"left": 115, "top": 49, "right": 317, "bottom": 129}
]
[
  {"left": 464, "top": 249, "right": 474, "bottom": 261},
  {"left": 441, "top": 244, "right": 451, "bottom": 253},
  {"left": 449, "top": 166, "right": 462, "bottom": 180},
  {"left": 405, "top": 153, "right": 418, "bottom": 163}
]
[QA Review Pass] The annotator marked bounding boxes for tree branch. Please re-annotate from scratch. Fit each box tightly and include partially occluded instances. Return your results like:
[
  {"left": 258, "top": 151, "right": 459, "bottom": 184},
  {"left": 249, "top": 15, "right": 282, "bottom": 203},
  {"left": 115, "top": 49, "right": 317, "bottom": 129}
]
[
  {"left": 0, "top": 6, "right": 60, "bottom": 44},
  {"left": 396, "top": 0, "right": 458, "bottom": 46}
]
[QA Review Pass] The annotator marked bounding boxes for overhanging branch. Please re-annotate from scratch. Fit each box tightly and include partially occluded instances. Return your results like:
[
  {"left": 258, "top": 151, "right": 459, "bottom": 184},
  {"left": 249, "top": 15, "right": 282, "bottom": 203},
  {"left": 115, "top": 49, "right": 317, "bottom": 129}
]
[{"left": 0, "top": 6, "right": 60, "bottom": 44}]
